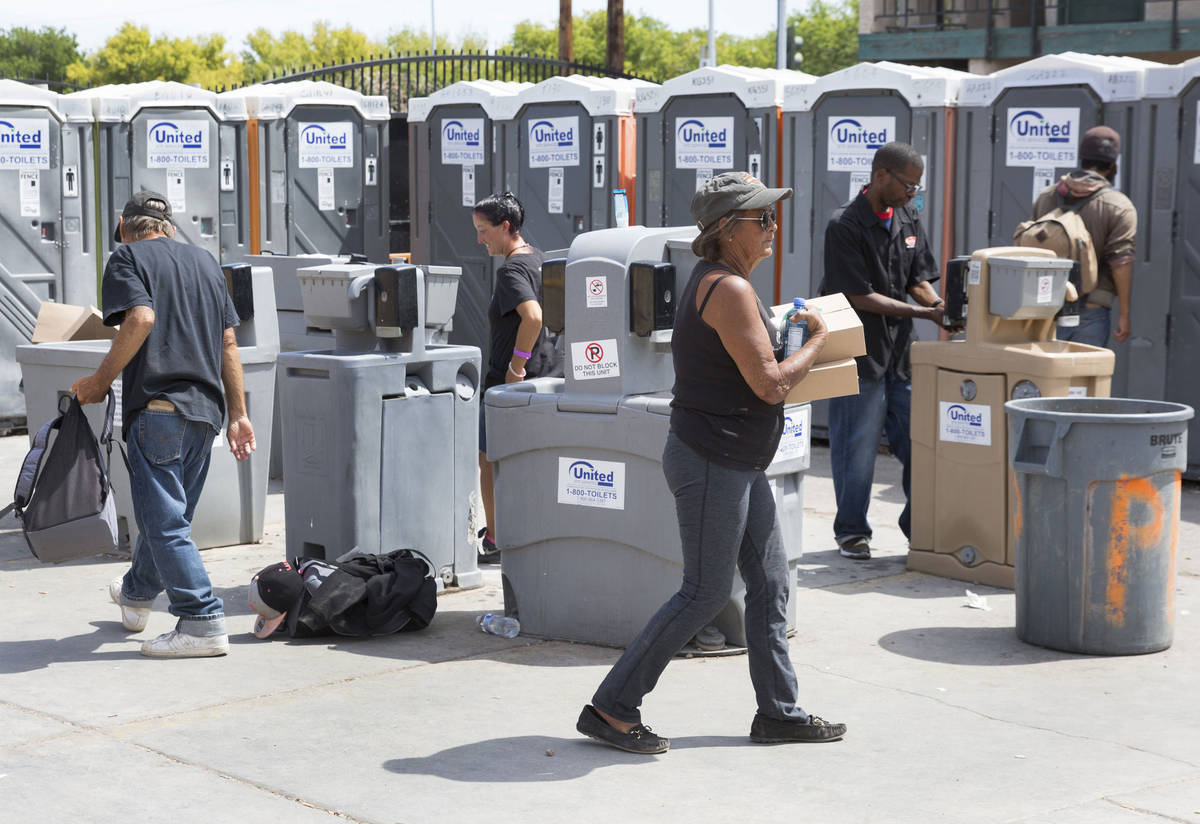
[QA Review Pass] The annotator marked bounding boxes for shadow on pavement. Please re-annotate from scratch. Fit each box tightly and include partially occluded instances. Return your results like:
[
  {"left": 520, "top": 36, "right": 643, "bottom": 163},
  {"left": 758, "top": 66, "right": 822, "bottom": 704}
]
[
  {"left": 878, "top": 625, "right": 1094, "bottom": 666},
  {"left": 0, "top": 622, "right": 145, "bottom": 673},
  {"left": 383, "top": 735, "right": 750, "bottom": 781}
]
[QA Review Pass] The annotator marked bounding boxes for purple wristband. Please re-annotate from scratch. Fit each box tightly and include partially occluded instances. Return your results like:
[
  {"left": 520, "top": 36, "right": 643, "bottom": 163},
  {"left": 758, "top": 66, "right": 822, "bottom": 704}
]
[{"left": 513, "top": 348, "right": 532, "bottom": 359}]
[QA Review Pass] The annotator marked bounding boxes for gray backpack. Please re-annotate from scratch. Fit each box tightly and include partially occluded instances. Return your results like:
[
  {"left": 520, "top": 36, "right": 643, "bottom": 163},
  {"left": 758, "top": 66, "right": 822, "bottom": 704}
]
[{"left": 2, "top": 392, "right": 119, "bottom": 563}]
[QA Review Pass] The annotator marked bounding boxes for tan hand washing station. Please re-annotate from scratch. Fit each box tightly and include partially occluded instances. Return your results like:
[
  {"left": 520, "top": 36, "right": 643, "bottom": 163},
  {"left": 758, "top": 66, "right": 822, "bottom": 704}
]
[{"left": 908, "top": 246, "right": 1114, "bottom": 588}]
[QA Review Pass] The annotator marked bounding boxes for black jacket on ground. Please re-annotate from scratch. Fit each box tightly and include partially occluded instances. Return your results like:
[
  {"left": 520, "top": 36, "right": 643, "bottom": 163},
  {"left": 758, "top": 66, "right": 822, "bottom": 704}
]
[{"left": 284, "top": 550, "right": 437, "bottom": 639}]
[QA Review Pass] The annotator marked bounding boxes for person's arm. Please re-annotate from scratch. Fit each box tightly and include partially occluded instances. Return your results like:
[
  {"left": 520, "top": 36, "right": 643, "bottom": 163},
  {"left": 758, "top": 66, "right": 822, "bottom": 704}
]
[
  {"left": 847, "top": 291, "right": 943, "bottom": 323},
  {"left": 70, "top": 305, "right": 155, "bottom": 404},
  {"left": 505, "top": 299, "right": 543, "bottom": 383},
  {"left": 1111, "top": 259, "right": 1132, "bottom": 342},
  {"left": 703, "top": 275, "right": 829, "bottom": 406},
  {"left": 221, "top": 327, "right": 255, "bottom": 461}
]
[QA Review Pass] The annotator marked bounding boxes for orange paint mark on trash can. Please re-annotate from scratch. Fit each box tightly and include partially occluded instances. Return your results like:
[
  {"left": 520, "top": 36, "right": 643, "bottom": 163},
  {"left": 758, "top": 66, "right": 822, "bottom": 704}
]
[{"left": 1105, "top": 476, "right": 1165, "bottom": 627}]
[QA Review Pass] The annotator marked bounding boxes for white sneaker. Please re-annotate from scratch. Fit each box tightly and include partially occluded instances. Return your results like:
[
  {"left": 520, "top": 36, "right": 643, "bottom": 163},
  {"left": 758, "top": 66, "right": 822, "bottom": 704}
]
[
  {"left": 109, "top": 577, "right": 150, "bottom": 632},
  {"left": 140, "top": 630, "right": 229, "bottom": 658}
]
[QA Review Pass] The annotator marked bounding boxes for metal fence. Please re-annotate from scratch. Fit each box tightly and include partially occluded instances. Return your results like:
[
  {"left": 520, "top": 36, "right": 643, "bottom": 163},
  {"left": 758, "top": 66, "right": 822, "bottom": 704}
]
[
  {"left": 0, "top": 75, "right": 85, "bottom": 92},
  {"left": 218, "top": 51, "right": 646, "bottom": 114}
]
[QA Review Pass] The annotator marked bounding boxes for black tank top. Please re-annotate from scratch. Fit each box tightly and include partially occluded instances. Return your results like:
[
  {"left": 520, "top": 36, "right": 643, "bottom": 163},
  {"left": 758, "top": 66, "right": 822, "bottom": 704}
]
[{"left": 669, "top": 259, "right": 783, "bottom": 471}]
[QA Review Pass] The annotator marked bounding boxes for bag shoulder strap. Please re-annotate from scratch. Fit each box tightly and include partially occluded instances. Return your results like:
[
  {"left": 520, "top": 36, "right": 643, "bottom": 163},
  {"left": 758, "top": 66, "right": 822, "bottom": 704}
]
[{"left": 12, "top": 413, "right": 65, "bottom": 513}]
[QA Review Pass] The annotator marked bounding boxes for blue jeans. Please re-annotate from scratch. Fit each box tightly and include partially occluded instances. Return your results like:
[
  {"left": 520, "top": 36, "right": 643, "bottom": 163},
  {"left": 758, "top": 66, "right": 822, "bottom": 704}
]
[
  {"left": 828, "top": 372, "right": 912, "bottom": 545},
  {"left": 1057, "top": 304, "right": 1110, "bottom": 348},
  {"left": 591, "top": 432, "right": 808, "bottom": 725},
  {"left": 118, "top": 410, "right": 225, "bottom": 637}
]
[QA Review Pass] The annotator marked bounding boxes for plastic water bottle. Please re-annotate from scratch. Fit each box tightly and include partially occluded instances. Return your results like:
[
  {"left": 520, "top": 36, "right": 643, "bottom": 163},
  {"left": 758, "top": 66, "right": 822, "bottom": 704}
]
[
  {"left": 476, "top": 613, "right": 520, "bottom": 638},
  {"left": 783, "top": 298, "right": 808, "bottom": 357}
]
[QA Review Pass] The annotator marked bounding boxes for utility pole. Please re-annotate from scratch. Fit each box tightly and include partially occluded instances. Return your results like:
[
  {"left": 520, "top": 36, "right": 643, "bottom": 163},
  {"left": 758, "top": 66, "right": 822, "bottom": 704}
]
[
  {"left": 430, "top": 0, "right": 437, "bottom": 54},
  {"left": 559, "top": 0, "right": 573, "bottom": 65},
  {"left": 776, "top": 0, "right": 787, "bottom": 69},
  {"left": 607, "top": 0, "right": 625, "bottom": 75},
  {"left": 701, "top": 0, "right": 716, "bottom": 67}
]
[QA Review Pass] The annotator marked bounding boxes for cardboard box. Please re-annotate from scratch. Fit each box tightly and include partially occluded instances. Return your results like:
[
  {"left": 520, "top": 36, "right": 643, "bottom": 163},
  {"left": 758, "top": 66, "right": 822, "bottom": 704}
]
[
  {"left": 770, "top": 292, "right": 866, "bottom": 364},
  {"left": 785, "top": 358, "right": 859, "bottom": 404},
  {"left": 32, "top": 303, "right": 116, "bottom": 344}
]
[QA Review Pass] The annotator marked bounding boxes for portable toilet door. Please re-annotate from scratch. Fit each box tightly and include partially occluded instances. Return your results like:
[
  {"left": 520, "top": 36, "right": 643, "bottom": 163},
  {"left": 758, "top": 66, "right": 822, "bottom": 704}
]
[
  {"left": 636, "top": 66, "right": 799, "bottom": 303},
  {"left": 956, "top": 53, "right": 1157, "bottom": 395},
  {"left": 0, "top": 81, "right": 97, "bottom": 306},
  {"left": 126, "top": 83, "right": 224, "bottom": 261},
  {"left": 214, "top": 92, "right": 253, "bottom": 263},
  {"left": 256, "top": 81, "right": 389, "bottom": 261},
  {"left": 1147, "top": 58, "right": 1200, "bottom": 478},
  {"left": 502, "top": 76, "right": 648, "bottom": 255},
  {"left": 785, "top": 62, "right": 967, "bottom": 332},
  {"left": 409, "top": 80, "right": 529, "bottom": 361}
]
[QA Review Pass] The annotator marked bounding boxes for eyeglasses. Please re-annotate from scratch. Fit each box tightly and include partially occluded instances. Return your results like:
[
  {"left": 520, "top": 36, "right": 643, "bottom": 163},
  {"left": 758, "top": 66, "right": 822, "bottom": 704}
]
[
  {"left": 731, "top": 209, "right": 777, "bottom": 231},
  {"left": 887, "top": 169, "right": 922, "bottom": 194}
]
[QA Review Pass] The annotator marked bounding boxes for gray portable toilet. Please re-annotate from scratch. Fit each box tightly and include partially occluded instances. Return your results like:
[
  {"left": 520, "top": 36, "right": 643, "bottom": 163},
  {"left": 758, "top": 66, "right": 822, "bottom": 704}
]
[
  {"left": 955, "top": 53, "right": 1162, "bottom": 400},
  {"left": 70, "top": 82, "right": 228, "bottom": 268},
  {"left": 782, "top": 62, "right": 968, "bottom": 315},
  {"left": 635, "top": 66, "right": 813, "bottom": 304},
  {"left": 1142, "top": 58, "right": 1200, "bottom": 479},
  {"left": 213, "top": 91, "right": 255, "bottom": 263},
  {"left": 408, "top": 80, "right": 530, "bottom": 365},
  {"left": 231, "top": 81, "right": 389, "bottom": 261},
  {"left": 780, "top": 62, "right": 968, "bottom": 437},
  {"left": 0, "top": 81, "right": 98, "bottom": 427},
  {"left": 485, "top": 225, "right": 811, "bottom": 650},
  {"left": 499, "top": 76, "right": 652, "bottom": 254}
]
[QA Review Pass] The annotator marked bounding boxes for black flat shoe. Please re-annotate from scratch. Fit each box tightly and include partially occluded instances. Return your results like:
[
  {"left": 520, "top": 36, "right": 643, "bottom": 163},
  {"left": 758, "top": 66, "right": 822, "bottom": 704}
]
[
  {"left": 750, "top": 713, "right": 846, "bottom": 743},
  {"left": 576, "top": 705, "right": 669, "bottom": 754}
]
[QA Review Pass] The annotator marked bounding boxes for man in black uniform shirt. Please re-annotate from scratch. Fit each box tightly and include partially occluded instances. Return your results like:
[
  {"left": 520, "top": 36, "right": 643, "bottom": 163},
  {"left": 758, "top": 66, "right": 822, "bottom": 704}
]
[{"left": 820, "top": 142, "right": 950, "bottom": 560}]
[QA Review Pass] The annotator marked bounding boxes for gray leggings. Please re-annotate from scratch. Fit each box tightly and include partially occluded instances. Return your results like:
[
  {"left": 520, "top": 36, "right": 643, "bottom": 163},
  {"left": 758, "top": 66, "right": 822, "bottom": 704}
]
[{"left": 591, "top": 430, "right": 808, "bottom": 725}]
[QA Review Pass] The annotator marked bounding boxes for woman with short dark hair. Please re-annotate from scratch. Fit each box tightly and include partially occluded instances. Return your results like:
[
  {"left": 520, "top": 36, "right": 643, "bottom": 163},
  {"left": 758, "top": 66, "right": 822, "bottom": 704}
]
[
  {"left": 576, "top": 172, "right": 846, "bottom": 754},
  {"left": 471, "top": 191, "right": 556, "bottom": 563}
]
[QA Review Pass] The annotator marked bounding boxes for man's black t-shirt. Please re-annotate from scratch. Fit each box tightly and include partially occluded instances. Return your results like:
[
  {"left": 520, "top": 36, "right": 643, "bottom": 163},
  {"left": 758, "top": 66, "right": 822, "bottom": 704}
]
[
  {"left": 485, "top": 248, "right": 550, "bottom": 389},
  {"left": 101, "top": 237, "right": 239, "bottom": 438},
  {"left": 820, "top": 192, "right": 937, "bottom": 382}
]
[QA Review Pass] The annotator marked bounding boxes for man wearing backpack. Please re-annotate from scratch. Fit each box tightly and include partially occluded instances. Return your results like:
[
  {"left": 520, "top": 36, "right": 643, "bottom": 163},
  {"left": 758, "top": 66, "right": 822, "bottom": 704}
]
[
  {"left": 70, "top": 192, "right": 255, "bottom": 659},
  {"left": 1030, "top": 126, "right": 1137, "bottom": 348}
]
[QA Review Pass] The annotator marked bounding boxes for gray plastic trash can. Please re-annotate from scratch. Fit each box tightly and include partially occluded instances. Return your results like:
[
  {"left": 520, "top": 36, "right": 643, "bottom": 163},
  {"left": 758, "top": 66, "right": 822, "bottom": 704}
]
[{"left": 1006, "top": 397, "right": 1194, "bottom": 655}]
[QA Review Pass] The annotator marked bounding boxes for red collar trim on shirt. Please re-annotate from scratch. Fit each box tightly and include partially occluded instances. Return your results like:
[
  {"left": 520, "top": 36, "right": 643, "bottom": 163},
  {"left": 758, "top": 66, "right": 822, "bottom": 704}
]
[{"left": 875, "top": 207, "right": 894, "bottom": 221}]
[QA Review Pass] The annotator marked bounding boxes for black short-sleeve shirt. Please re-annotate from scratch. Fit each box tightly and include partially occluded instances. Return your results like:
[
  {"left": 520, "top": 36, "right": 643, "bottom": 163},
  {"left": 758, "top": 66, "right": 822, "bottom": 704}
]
[
  {"left": 486, "top": 248, "right": 548, "bottom": 389},
  {"left": 819, "top": 191, "right": 938, "bottom": 382},
  {"left": 101, "top": 237, "right": 239, "bottom": 438}
]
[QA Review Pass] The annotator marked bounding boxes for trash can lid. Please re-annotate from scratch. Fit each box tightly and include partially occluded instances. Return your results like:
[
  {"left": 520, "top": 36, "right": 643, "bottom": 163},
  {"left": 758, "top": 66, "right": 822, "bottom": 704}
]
[{"left": 1005, "top": 397, "right": 1194, "bottom": 424}]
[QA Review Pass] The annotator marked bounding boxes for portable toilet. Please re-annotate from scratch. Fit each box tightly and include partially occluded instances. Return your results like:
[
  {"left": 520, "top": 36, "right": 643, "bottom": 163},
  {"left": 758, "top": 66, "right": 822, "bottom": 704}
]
[
  {"left": 634, "top": 66, "right": 814, "bottom": 304},
  {"left": 0, "top": 80, "right": 97, "bottom": 427},
  {"left": 1142, "top": 58, "right": 1200, "bottom": 479},
  {"left": 69, "top": 82, "right": 228, "bottom": 268},
  {"left": 408, "top": 80, "right": 531, "bottom": 363},
  {"left": 782, "top": 62, "right": 968, "bottom": 319},
  {"left": 499, "top": 75, "right": 651, "bottom": 256},
  {"left": 231, "top": 81, "right": 390, "bottom": 261},
  {"left": 954, "top": 53, "right": 1161, "bottom": 396},
  {"left": 213, "top": 91, "right": 256, "bottom": 263}
]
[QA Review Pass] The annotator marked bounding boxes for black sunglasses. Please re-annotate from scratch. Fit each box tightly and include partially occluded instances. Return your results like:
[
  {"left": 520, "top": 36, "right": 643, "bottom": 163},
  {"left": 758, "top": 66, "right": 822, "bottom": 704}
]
[
  {"left": 886, "top": 169, "right": 922, "bottom": 194},
  {"left": 732, "top": 208, "right": 777, "bottom": 231}
]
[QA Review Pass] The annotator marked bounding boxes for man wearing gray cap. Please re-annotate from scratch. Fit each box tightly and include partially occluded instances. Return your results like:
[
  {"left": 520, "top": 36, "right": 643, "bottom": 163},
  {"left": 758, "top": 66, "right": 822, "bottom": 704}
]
[
  {"left": 72, "top": 191, "right": 255, "bottom": 658},
  {"left": 1031, "top": 125, "right": 1137, "bottom": 348}
]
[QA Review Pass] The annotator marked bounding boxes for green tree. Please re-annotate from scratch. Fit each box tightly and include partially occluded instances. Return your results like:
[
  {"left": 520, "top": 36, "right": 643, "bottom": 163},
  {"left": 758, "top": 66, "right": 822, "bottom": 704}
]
[
  {"left": 0, "top": 26, "right": 81, "bottom": 80},
  {"left": 66, "top": 23, "right": 242, "bottom": 87},
  {"left": 790, "top": 0, "right": 858, "bottom": 77},
  {"left": 386, "top": 27, "right": 488, "bottom": 54},
  {"left": 241, "top": 22, "right": 385, "bottom": 82}
]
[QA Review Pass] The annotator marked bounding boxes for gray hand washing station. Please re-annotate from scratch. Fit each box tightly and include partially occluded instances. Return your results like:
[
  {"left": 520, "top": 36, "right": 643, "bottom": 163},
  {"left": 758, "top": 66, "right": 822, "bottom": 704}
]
[
  {"left": 485, "top": 225, "right": 811, "bottom": 651},
  {"left": 277, "top": 259, "right": 483, "bottom": 589}
]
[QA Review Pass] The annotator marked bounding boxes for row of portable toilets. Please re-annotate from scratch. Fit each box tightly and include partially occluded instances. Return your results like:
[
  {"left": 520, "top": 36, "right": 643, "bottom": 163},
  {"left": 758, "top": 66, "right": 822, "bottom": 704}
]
[
  {"left": 408, "top": 52, "right": 1200, "bottom": 479},
  {"left": 3, "top": 52, "right": 1200, "bottom": 476},
  {"left": 0, "top": 77, "right": 389, "bottom": 423}
]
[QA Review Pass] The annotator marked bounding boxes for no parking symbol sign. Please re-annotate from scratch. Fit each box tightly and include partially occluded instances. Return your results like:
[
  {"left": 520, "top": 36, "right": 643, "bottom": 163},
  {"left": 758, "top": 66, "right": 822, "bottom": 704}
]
[{"left": 571, "top": 338, "right": 620, "bottom": 380}]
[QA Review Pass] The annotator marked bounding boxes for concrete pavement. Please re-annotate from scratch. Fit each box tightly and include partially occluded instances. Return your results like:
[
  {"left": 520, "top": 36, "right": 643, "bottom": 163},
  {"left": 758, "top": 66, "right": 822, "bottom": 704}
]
[{"left": 1, "top": 432, "right": 1198, "bottom": 823}]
